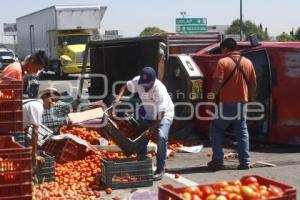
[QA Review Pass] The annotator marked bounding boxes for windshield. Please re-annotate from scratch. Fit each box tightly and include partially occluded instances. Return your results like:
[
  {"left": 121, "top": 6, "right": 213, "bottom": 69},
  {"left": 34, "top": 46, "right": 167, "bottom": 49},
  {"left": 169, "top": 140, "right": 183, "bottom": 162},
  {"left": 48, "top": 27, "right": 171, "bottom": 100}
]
[
  {"left": 0, "top": 51, "right": 14, "bottom": 57},
  {"left": 62, "top": 35, "right": 89, "bottom": 45}
]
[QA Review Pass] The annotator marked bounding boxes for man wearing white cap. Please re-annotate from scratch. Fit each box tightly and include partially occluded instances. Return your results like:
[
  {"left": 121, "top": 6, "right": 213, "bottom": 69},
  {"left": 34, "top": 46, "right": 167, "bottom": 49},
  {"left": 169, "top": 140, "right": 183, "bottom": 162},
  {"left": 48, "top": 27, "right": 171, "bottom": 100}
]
[{"left": 23, "top": 87, "right": 60, "bottom": 166}]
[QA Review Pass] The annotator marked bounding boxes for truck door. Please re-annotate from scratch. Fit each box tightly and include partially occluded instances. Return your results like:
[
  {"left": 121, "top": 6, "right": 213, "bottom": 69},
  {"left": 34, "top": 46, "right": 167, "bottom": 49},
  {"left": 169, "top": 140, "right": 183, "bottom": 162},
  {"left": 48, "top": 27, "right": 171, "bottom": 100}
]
[
  {"left": 165, "top": 55, "right": 204, "bottom": 132},
  {"left": 242, "top": 49, "right": 271, "bottom": 140}
]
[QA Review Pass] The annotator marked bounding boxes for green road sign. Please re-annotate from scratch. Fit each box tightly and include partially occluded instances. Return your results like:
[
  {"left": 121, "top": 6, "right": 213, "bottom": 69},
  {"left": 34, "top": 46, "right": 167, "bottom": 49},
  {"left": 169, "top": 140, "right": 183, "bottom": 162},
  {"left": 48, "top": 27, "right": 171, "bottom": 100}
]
[
  {"left": 176, "top": 25, "right": 208, "bottom": 33},
  {"left": 176, "top": 18, "right": 207, "bottom": 34},
  {"left": 176, "top": 18, "right": 207, "bottom": 25}
]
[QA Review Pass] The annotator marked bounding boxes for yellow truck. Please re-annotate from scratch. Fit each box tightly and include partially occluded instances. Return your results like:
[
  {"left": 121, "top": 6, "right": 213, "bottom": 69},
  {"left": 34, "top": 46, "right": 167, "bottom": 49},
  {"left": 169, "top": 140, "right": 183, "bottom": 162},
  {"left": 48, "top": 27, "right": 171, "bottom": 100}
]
[{"left": 17, "top": 5, "right": 106, "bottom": 77}]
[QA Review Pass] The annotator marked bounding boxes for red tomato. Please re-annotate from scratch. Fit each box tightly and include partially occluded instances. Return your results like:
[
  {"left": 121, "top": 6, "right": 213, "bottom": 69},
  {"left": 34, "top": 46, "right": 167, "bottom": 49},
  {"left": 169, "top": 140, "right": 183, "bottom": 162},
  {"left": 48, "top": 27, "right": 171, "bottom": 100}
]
[
  {"left": 228, "top": 193, "right": 243, "bottom": 200},
  {"left": 206, "top": 194, "right": 217, "bottom": 200},
  {"left": 241, "top": 186, "right": 259, "bottom": 199},
  {"left": 268, "top": 187, "right": 283, "bottom": 197},
  {"left": 201, "top": 186, "right": 214, "bottom": 198},
  {"left": 215, "top": 195, "right": 227, "bottom": 200},
  {"left": 241, "top": 176, "right": 258, "bottom": 185}
]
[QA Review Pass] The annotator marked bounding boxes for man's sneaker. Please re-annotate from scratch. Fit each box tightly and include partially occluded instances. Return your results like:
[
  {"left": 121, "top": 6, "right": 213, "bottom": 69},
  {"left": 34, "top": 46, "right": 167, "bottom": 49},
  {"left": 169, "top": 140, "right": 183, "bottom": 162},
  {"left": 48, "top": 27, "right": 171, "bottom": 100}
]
[
  {"left": 207, "top": 159, "right": 224, "bottom": 170},
  {"left": 238, "top": 163, "right": 251, "bottom": 170},
  {"left": 153, "top": 170, "right": 164, "bottom": 181}
]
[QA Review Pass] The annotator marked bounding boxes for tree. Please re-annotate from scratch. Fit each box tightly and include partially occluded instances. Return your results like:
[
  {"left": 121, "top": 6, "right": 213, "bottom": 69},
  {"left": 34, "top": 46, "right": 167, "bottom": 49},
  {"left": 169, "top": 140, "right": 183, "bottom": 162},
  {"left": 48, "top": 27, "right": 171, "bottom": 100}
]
[
  {"left": 226, "top": 19, "right": 270, "bottom": 41},
  {"left": 295, "top": 27, "right": 300, "bottom": 41},
  {"left": 276, "top": 32, "right": 295, "bottom": 42},
  {"left": 140, "top": 27, "right": 166, "bottom": 36}
]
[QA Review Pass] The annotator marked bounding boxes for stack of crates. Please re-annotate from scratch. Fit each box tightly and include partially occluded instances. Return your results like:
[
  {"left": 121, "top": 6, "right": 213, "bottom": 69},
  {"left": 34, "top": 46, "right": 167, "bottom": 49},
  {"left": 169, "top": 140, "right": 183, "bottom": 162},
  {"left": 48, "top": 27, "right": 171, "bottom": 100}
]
[
  {"left": 34, "top": 151, "right": 55, "bottom": 184},
  {"left": 0, "top": 136, "right": 32, "bottom": 200},
  {"left": 0, "top": 77, "right": 23, "bottom": 133}
]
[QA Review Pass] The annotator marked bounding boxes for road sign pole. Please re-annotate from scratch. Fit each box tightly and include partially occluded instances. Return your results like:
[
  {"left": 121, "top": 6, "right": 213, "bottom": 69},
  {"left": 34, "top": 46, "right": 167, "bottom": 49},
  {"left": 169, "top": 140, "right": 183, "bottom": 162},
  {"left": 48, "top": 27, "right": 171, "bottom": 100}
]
[{"left": 240, "top": 0, "right": 243, "bottom": 41}]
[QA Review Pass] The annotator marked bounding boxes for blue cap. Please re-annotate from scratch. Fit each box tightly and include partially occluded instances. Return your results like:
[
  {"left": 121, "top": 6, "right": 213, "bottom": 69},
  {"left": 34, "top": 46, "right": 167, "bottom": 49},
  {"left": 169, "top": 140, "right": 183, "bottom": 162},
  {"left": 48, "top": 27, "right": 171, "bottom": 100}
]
[{"left": 138, "top": 66, "right": 156, "bottom": 85}]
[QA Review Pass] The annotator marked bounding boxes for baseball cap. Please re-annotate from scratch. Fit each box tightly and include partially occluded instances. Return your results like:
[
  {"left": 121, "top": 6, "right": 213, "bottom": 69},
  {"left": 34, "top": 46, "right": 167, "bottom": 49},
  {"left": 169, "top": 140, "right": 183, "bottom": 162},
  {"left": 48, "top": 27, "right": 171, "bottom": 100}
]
[{"left": 138, "top": 66, "right": 156, "bottom": 85}]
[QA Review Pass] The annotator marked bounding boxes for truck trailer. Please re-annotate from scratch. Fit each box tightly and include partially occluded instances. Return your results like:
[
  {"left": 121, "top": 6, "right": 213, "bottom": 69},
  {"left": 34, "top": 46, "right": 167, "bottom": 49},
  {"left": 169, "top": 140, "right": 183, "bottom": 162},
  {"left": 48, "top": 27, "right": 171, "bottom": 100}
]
[{"left": 17, "top": 5, "right": 106, "bottom": 77}]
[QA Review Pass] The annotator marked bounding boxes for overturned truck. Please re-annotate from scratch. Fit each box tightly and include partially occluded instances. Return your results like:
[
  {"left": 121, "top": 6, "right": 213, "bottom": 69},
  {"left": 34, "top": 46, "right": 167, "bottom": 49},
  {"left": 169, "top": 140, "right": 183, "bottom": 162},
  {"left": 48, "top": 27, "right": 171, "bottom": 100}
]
[{"left": 79, "top": 34, "right": 300, "bottom": 145}]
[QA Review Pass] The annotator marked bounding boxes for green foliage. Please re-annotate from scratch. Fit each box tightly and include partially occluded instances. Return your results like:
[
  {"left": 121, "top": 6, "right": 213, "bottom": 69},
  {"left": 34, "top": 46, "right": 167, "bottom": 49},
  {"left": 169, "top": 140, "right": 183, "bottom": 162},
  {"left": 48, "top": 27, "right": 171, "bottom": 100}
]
[
  {"left": 226, "top": 19, "right": 270, "bottom": 41},
  {"left": 295, "top": 27, "right": 300, "bottom": 41},
  {"left": 140, "top": 27, "right": 166, "bottom": 36},
  {"left": 276, "top": 32, "right": 295, "bottom": 42}
]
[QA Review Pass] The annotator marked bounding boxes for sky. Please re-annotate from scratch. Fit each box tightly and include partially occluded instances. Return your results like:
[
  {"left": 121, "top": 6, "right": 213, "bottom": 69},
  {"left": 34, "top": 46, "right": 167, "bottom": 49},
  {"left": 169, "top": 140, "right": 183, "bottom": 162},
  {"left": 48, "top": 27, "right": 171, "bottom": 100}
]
[{"left": 1, "top": 0, "right": 299, "bottom": 43}]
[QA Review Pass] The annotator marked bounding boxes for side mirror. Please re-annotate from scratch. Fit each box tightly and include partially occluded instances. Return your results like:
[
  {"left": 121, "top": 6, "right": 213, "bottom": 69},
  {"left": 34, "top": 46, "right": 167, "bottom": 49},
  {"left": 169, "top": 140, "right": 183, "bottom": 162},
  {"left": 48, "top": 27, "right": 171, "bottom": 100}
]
[{"left": 159, "top": 42, "right": 167, "bottom": 56}]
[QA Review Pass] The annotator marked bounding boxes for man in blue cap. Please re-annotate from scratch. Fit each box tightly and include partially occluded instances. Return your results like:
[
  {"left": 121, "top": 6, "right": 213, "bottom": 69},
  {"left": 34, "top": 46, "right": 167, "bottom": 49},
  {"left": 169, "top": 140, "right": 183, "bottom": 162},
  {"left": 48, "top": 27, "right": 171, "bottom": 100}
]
[{"left": 115, "top": 66, "right": 174, "bottom": 181}]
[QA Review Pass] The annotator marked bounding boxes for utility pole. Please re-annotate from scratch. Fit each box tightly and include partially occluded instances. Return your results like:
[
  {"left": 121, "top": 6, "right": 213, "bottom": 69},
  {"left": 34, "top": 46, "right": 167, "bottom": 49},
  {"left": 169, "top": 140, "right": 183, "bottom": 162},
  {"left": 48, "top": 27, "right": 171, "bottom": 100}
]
[{"left": 240, "top": 0, "right": 243, "bottom": 41}]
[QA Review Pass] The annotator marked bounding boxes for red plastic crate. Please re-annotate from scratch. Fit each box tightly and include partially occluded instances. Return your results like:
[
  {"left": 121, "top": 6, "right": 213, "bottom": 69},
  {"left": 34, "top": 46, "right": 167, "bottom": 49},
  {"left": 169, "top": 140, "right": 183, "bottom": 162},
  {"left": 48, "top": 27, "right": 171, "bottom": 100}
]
[
  {"left": 42, "top": 139, "right": 62, "bottom": 157},
  {"left": 0, "top": 111, "right": 22, "bottom": 121},
  {"left": 158, "top": 175, "right": 296, "bottom": 200},
  {"left": 0, "top": 136, "right": 32, "bottom": 199},
  {"left": 0, "top": 121, "right": 23, "bottom": 133},
  {"left": 0, "top": 78, "right": 23, "bottom": 134},
  {"left": 0, "top": 100, "right": 22, "bottom": 111},
  {"left": 0, "top": 78, "right": 23, "bottom": 101},
  {"left": 56, "top": 139, "right": 87, "bottom": 163},
  {"left": 43, "top": 139, "right": 87, "bottom": 163}
]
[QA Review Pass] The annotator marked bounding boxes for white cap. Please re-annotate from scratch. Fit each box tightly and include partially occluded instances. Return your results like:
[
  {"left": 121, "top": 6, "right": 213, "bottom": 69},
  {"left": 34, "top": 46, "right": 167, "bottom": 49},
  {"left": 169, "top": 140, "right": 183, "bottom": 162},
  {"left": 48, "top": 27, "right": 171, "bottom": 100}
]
[{"left": 38, "top": 87, "right": 60, "bottom": 98}]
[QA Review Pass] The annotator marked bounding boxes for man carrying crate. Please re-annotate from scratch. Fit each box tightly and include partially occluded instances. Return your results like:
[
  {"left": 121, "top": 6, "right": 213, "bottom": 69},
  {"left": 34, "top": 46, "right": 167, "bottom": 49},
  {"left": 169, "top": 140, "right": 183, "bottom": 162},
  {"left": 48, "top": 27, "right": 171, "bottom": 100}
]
[
  {"left": 23, "top": 87, "right": 60, "bottom": 168},
  {"left": 115, "top": 66, "right": 174, "bottom": 181}
]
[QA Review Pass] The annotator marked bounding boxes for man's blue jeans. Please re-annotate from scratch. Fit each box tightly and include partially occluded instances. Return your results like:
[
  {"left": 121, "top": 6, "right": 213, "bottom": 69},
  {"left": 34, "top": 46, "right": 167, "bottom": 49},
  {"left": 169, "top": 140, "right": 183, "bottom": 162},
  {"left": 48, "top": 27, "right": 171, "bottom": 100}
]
[
  {"left": 210, "top": 103, "right": 250, "bottom": 165},
  {"left": 139, "top": 118, "right": 172, "bottom": 172}
]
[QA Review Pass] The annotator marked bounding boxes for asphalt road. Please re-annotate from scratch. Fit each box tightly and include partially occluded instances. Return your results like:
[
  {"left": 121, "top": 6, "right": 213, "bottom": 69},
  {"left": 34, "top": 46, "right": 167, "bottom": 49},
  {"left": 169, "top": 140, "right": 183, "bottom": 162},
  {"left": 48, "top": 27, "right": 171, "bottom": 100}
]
[{"left": 39, "top": 75, "right": 300, "bottom": 200}]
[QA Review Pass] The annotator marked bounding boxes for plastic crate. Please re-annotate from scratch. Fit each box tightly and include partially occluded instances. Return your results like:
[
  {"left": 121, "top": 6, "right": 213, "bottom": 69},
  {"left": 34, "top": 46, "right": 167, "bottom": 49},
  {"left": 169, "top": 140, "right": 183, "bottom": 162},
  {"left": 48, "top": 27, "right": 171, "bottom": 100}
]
[
  {"left": 100, "top": 157, "right": 153, "bottom": 189},
  {"left": 56, "top": 139, "right": 87, "bottom": 163},
  {"left": 0, "top": 132, "right": 25, "bottom": 146},
  {"left": 0, "top": 110, "right": 22, "bottom": 121},
  {"left": 101, "top": 110, "right": 150, "bottom": 157},
  {"left": 0, "top": 100, "right": 22, "bottom": 111},
  {"left": 0, "top": 78, "right": 23, "bottom": 133},
  {"left": 43, "top": 139, "right": 87, "bottom": 164},
  {"left": 27, "top": 124, "right": 54, "bottom": 147},
  {"left": 0, "top": 121, "right": 23, "bottom": 133},
  {"left": 42, "top": 139, "right": 62, "bottom": 157},
  {"left": 158, "top": 175, "right": 297, "bottom": 200},
  {"left": 34, "top": 151, "right": 55, "bottom": 184},
  {"left": 0, "top": 136, "right": 32, "bottom": 199}
]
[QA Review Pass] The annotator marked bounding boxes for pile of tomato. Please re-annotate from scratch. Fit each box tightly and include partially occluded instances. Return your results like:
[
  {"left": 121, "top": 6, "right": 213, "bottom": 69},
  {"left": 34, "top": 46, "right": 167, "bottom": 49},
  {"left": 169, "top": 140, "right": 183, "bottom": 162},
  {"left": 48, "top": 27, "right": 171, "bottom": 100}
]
[
  {"left": 176, "top": 176, "right": 283, "bottom": 200},
  {"left": 33, "top": 151, "right": 102, "bottom": 200},
  {"left": 60, "top": 126, "right": 103, "bottom": 145}
]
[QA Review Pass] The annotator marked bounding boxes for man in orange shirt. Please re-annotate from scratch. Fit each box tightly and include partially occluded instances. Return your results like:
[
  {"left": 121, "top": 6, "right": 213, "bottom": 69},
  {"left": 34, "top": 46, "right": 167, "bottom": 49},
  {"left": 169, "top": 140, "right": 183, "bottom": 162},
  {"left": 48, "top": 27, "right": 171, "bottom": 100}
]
[
  {"left": 207, "top": 38, "right": 256, "bottom": 170},
  {"left": 1, "top": 50, "right": 48, "bottom": 80}
]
